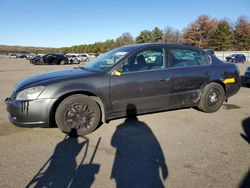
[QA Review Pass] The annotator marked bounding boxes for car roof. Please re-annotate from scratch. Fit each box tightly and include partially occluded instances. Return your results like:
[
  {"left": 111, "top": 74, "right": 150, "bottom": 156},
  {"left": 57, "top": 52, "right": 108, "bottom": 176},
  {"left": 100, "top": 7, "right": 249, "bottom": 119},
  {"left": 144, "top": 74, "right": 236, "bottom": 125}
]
[{"left": 122, "top": 43, "right": 203, "bottom": 51}]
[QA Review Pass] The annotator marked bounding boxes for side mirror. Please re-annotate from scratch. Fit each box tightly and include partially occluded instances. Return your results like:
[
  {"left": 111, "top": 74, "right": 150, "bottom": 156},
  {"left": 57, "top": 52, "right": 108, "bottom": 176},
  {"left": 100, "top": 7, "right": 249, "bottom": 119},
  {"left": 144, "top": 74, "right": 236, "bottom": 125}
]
[{"left": 113, "top": 71, "right": 122, "bottom": 77}]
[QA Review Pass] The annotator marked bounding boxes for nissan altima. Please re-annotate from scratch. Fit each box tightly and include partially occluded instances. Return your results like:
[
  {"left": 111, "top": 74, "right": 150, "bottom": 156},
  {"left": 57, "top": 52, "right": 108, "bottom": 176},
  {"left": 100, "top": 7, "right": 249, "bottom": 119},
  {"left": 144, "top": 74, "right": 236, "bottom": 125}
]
[{"left": 6, "top": 43, "right": 241, "bottom": 136}]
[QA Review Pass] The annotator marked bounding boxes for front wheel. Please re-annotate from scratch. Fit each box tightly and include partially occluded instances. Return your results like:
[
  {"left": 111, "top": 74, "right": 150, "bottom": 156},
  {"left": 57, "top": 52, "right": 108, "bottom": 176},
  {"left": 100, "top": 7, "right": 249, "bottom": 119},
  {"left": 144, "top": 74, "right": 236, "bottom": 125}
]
[
  {"left": 55, "top": 94, "right": 101, "bottom": 136},
  {"left": 198, "top": 83, "right": 225, "bottom": 113},
  {"left": 34, "top": 60, "right": 41, "bottom": 65}
]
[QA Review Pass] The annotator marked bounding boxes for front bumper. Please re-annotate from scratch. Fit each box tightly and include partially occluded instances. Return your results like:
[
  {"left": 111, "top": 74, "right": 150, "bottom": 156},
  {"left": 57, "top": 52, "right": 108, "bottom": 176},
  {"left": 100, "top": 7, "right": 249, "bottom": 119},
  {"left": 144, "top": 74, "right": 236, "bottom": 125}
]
[{"left": 5, "top": 98, "right": 57, "bottom": 128}]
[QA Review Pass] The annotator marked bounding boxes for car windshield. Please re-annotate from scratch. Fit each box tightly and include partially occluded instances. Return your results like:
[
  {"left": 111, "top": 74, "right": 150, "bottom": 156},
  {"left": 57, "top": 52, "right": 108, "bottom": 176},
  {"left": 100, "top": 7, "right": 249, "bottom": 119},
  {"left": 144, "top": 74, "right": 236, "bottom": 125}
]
[{"left": 83, "top": 47, "right": 134, "bottom": 72}]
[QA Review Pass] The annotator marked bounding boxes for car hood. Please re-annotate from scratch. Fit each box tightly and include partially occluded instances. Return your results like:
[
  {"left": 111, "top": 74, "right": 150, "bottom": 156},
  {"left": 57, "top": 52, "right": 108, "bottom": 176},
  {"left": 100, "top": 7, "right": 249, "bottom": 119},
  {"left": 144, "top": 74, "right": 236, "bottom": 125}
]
[{"left": 14, "top": 68, "right": 98, "bottom": 92}]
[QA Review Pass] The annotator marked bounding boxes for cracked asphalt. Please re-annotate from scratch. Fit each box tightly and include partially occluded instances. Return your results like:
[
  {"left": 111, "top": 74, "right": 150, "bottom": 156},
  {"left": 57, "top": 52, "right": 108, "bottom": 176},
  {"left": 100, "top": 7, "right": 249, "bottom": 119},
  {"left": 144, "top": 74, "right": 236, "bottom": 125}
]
[{"left": 0, "top": 57, "right": 249, "bottom": 188}]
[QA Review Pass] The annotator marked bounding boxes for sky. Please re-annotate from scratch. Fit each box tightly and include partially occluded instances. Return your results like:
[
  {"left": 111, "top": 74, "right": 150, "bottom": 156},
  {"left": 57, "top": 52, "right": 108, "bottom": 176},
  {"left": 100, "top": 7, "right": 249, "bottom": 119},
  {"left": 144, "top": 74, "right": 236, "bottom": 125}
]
[{"left": 0, "top": 0, "right": 249, "bottom": 47}]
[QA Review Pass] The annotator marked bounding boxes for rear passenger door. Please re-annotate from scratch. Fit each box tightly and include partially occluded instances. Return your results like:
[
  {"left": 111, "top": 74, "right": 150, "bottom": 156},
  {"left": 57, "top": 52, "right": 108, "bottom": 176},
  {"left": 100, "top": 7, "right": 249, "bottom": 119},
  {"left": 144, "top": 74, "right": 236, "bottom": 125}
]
[{"left": 167, "top": 46, "right": 211, "bottom": 107}]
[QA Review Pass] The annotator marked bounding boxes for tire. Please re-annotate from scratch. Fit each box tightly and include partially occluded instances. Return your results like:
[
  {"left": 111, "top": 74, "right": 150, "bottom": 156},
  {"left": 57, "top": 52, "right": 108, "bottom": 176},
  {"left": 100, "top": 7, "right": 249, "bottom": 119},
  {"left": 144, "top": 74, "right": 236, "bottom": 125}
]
[
  {"left": 198, "top": 83, "right": 225, "bottom": 113},
  {"left": 55, "top": 94, "right": 101, "bottom": 136},
  {"left": 34, "top": 60, "right": 41, "bottom": 65}
]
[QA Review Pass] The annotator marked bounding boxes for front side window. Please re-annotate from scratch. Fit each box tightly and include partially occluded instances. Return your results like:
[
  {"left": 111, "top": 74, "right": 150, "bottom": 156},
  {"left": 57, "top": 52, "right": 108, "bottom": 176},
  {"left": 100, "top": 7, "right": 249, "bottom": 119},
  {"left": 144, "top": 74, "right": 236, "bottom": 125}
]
[
  {"left": 121, "top": 47, "right": 165, "bottom": 73},
  {"left": 83, "top": 47, "right": 134, "bottom": 72},
  {"left": 169, "top": 47, "right": 210, "bottom": 68}
]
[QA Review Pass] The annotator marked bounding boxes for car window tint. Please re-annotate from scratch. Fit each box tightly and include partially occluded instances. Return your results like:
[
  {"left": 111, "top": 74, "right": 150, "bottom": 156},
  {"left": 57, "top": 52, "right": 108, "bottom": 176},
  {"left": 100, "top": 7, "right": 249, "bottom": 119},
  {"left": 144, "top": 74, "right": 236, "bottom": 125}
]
[
  {"left": 122, "top": 47, "right": 164, "bottom": 73},
  {"left": 169, "top": 47, "right": 210, "bottom": 68}
]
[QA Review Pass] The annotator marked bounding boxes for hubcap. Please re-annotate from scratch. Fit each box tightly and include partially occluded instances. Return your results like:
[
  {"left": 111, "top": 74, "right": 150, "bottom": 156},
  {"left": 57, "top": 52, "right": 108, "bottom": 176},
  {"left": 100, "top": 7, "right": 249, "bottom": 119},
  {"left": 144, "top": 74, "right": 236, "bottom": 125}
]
[
  {"left": 208, "top": 89, "right": 219, "bottom": 106},
  {"left": 64, "top": 103, "right": 95, "bottom": 130}
]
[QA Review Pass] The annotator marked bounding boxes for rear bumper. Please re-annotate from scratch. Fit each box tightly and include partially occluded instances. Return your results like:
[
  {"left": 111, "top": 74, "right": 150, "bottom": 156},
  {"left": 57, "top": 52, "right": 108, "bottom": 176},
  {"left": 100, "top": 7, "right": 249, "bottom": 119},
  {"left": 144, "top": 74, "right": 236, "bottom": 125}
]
[
  {"left": 225, "top": 77, "right": 241, "bottom": 98},
  {"left": 6, "top": 98, "right": 57, "bottom": 128}
]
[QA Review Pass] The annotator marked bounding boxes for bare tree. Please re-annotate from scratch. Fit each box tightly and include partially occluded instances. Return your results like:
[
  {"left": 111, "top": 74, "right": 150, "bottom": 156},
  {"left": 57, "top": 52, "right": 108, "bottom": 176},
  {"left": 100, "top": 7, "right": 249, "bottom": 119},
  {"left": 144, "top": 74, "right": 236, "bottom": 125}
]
[{"left": 163, "top": 26, "right": 182, "bottom": 43}]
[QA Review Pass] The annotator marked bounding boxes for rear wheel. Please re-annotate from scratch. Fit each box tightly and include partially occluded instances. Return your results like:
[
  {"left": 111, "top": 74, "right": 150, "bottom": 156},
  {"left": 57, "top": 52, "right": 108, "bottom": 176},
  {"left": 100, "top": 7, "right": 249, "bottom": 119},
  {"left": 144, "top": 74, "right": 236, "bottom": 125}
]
[
  {"left": 198, "top": 83, "right": 225, "bottom": 113},
  {"left": 55, "top": 94, "right": 101, "bottom": 136}
]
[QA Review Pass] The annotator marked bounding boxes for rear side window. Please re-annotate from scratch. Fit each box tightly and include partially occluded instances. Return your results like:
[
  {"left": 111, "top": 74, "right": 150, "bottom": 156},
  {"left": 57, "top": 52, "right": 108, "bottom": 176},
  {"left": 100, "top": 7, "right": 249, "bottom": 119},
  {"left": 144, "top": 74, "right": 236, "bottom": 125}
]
[{"left": 168, "top": 47, "right": 210, "bottom": 68}]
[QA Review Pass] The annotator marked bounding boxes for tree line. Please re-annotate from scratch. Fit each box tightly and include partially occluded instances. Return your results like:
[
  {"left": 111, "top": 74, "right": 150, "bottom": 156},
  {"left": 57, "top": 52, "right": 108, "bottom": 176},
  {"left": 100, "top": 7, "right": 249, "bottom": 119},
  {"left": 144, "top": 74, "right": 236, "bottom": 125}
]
[
  {"left": 1, "top": 15, "right": 249, "bottom": 54},
  {"left": 55, "top": 15, "right": 250, "bottom": 52}
]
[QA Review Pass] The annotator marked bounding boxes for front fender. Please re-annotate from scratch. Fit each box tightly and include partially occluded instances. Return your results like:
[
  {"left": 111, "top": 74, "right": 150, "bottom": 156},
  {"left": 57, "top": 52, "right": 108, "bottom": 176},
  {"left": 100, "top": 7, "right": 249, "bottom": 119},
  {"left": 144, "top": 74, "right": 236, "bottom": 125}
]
[{"left": 38, "top": 78, "right": 111, "bottom": 121}]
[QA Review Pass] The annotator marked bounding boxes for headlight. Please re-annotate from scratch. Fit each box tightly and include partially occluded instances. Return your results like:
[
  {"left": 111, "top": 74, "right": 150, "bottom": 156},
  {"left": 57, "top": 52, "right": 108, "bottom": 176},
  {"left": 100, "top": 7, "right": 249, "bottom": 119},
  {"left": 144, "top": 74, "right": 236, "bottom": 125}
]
[{"left": 16, "top": 86, "right": 45, "bottom": 100}]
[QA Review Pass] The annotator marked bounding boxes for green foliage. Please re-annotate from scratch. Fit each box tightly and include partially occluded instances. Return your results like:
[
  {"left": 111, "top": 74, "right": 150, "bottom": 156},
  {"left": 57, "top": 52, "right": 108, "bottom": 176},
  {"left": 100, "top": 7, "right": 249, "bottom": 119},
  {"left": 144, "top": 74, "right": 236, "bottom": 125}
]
[
  {"left": 136, "top": 27, "right": 163, "bottom": 43},
  {"left": 136, "top": 30, "right": 154, "bottom": 43},
  {"left": 152, "top": 27, "right": 163, "bottom": 42},
  {"left": 58, "top": 39, "right": 116, "bottom": 54},
  {"left": 208, "top": 20, "right": 234, "bottom": 50}
]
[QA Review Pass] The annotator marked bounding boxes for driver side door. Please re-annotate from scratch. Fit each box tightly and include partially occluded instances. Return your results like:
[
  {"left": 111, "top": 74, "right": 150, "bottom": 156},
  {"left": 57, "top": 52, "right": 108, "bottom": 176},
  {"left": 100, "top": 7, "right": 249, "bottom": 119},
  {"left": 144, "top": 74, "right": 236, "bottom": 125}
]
[{"left": 110, "top": 47, "right": 170, "bottom": 116}]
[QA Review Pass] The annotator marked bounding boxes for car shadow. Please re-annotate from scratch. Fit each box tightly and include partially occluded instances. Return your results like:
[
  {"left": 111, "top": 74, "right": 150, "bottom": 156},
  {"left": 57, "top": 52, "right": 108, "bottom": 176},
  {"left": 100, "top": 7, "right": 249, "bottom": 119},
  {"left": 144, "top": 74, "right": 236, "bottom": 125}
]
[
  {"left": 26, "top": 129, "right": 101, "bottom": 188},
  {"left": 110, "top": 104, "right": 168, "bottom": 187},
  {"left": 222, "top": 104, "right": 241, "bottom": 110}
]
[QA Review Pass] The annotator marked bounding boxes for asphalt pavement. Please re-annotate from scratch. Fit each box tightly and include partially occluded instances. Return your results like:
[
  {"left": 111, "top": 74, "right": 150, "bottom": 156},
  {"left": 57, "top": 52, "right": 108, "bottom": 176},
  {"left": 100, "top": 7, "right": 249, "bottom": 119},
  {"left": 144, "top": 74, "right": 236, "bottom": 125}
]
[{"left": 0, "top": 58, "right": 249, "bottom": 188}]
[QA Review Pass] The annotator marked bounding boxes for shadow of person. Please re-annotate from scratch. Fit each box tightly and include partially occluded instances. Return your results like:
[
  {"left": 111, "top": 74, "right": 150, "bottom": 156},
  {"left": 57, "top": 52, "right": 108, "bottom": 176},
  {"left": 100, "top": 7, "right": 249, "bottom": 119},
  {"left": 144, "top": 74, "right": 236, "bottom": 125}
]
[
  {"left": 110, "top": 104, "right": 168, "bottom": 188},
  {"left": 241, "top": 117, "right": 250, "bottom": 144},
  {"left": 239, "top": 171, "right": 250, "bottom": 188},
  {"left": 26, "top": 134, "right": 85, "bottom": 187},
  {"left": 69, "top": 138, "right": 101, "bottom": 188},
  {"left": 26, "top": 129, "right": 101, "bottom": 188},
  {"left": 239, "top": 117, "right": 250, "bottom": 188}
]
